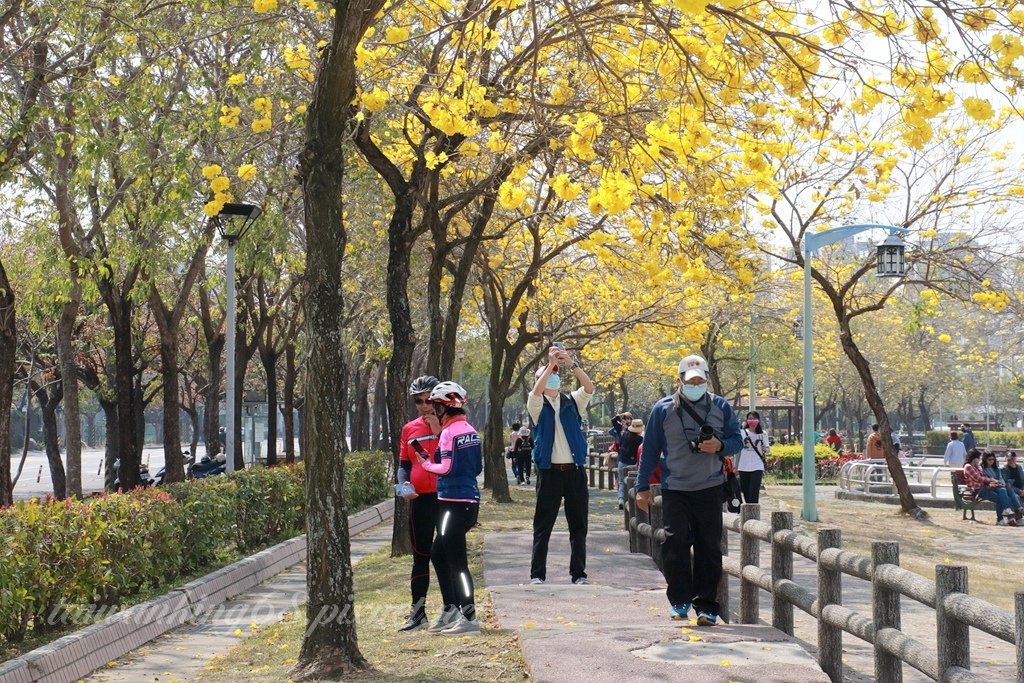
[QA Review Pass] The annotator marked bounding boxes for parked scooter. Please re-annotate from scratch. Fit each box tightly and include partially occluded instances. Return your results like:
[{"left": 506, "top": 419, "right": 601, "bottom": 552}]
[
  {"left": 152, "top": 450, "right": 192, "bottom": 487},
  {"left": 189, "top": 451, "right": 227, "bottom": 479},
  {"left": 112, "top": 458, "right": 154, "bottom": 490}
]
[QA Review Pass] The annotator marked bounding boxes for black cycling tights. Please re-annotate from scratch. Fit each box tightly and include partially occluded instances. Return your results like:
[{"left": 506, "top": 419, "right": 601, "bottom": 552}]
[{"left": 432, "top": 501, "right": 479, "bottom": 619}]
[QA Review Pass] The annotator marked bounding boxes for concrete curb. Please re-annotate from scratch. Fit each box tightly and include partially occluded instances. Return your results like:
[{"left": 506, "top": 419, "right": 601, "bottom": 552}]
[{"left": 0, "top": 497, "right": 395, "bottom": 683}]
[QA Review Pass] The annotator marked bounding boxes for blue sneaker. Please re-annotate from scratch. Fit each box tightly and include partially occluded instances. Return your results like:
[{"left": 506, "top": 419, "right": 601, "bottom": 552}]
[
  {"left": 696, "top": 611, "right": 718, "bottom": 626},
  {"left": 670, "top": 603, "right": 690, "bottom": 620}
]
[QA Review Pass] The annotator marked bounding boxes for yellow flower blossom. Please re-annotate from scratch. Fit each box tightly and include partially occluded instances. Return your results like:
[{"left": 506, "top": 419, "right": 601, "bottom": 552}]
[
  {"left": 237, "top": 164, "right": 257, "bottom": 182},
  {"left": 253, "top": 0, "right": 277, "bottom": 12},
  {"left": 210, "top": 176, "right": 230, "bottom": 193},
  {"left": 202, "top": 164, "right": 222, "bottom": 180},
  {"left": 227, "top": 74, "right": 246, "bottom": 86}
]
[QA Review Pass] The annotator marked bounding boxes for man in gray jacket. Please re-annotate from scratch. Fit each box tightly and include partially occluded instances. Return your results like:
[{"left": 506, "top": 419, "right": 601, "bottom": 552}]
[{"left": 636, "top": 355, "right": 742, "bottom": 626}]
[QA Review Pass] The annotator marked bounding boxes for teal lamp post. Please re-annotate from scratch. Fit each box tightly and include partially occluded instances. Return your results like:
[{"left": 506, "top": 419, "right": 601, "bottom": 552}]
[{"left": 801, "top": 223, "right": 908, "bottom": 521}]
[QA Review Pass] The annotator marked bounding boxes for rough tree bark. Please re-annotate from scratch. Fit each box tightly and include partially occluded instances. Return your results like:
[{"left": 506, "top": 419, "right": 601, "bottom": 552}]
[
  {"left": 0, "top": 257, "right": 15, "bottom": 506},
  {"left": 32, "top": 380, "right": 66, "bottom": 499},
  {"left": 149, "top": 230, "right": 213, "bottom": 483},
  {"left": 291, "top": 0, "right": 385, "bottom": 677},
  {"left": 198, "top": 274, "right": 225, "bottom": 456},
  {"left": 284, "top": 343, "right": 297, "bottom": 464}
]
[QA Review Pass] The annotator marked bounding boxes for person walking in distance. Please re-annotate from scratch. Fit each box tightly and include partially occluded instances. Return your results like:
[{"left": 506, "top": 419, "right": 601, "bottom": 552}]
[
  {"left": 737, "top": 411, "right": 769, "bottom": 504},
  {"left": 944, "top": 431, "right": 967, "bottom": 467},
  {"left": 636, "top": 355, "right": 743, "bottom": 626},
  {"left": 865, "top": 424, "right": 884, "bottom": 458},
  {"left": 396, "top": 375, "right": 452, "bottom": 632},
  {"left": 416, "top": 381, "right": 484, "bottom": 635},
  {"left": 528, "top": 345, "right": 596, "bottom": 585}
]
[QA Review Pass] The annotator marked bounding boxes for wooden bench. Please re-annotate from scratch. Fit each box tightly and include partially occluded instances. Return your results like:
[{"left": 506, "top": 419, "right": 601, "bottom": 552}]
[{"left": 951, "top": 470, "right": 978, "bottom": 521}]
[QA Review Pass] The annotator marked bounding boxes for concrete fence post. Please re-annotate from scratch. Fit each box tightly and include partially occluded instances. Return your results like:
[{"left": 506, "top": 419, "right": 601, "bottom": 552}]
[
  {"left": 817, "top": 527, "right": 843, "bottom": 683},
  {"left": 872, "top": 542, "right": 902, "bottom": 683},
  {"left": 936, "top": 564, "right": 970, "bottom": 680},
  {"left": 718, "top": 517, "right": 730, "bottom": 623},
  {"left": 771, "top": 511, "right": 793, "bottom": 635},
  {"left": 740, "top": 503, "right": 761, "bottom": 624}
]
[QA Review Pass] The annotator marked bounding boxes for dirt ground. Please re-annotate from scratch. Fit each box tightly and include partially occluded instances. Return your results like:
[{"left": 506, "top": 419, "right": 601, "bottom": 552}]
[{"left": 764, "top": 485, "right": 1018, "bottom": 609}]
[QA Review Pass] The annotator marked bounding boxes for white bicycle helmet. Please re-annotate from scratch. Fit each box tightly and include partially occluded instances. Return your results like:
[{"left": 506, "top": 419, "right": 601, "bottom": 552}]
[{"left": 429, "top": 381, "right": 468, "bottom": 408}]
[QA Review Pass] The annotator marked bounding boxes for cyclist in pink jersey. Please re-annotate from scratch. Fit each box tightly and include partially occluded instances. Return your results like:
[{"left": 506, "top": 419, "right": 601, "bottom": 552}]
[
  {"left": 396, "top": 375, "right": 454, "bottom": 632},
  {"left": 416, "top": 381, "right": 483, "bottom": 636}
]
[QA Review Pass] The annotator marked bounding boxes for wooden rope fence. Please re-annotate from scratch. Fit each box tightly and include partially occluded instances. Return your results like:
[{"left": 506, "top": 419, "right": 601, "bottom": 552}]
[{"left": 622, "top": 470, "right": 1024, "bottom": 683}]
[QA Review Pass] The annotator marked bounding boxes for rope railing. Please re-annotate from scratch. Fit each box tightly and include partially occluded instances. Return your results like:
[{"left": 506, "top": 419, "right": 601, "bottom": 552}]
[{"left": 622, "top": 470, "right": 1024, "bottom": 683}]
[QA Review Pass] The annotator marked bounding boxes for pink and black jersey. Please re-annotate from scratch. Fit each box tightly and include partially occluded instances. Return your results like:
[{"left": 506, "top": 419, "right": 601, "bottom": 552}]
[{"left": 421, "top": 416, "right": 482, "bottom": 503}]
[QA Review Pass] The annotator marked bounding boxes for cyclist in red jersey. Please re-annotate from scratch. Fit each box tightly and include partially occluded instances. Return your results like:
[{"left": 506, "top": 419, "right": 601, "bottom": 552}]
[{"left": 397, "top": 375, "right": 454, "bottom": 632}]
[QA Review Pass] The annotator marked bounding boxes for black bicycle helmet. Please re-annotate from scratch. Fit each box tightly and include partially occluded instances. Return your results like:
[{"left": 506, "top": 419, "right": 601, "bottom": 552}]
[{"left": 408, "top": 375, "right": 440, "bottom": 395}]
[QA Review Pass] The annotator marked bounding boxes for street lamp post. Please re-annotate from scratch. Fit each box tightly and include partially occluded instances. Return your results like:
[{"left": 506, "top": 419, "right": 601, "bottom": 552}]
[
  {"left": 212, "top": 203, "right": 262, "bottom": 474},
  {"left": 800, "top": 223, "right": 908, "bottom": 521}
]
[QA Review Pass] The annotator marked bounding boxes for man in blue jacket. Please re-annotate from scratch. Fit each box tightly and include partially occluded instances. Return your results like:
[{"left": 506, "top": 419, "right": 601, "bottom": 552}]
[
  {"left": 636, "top": 355, "right": 742, "bottom": 626},
  {"left": 528, "top": 345, "right": 596, "bottom": 585}
]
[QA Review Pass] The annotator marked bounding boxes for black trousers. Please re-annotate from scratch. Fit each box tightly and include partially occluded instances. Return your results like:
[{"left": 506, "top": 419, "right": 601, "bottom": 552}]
[
  {"left": 515, "top": 453, "right": 532, "bottom": 482},
  {"left": 530, "top": 466, "right": 589, "bottom": 581},
  {"left": 433, "top": 500, "right": 479, "bottom": 619},
  {"left": 739, "top": 470, "right": 763, "bottom": 504},
  {"left": 660, "top": 486, "right": 723, "bottom": 614},
  {"left": 408, "top": 492, "right": 452, "bottom": 612}
]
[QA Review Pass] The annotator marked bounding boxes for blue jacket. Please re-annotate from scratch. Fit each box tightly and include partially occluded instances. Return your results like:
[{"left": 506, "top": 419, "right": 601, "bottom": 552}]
[
  {"left": 532, "top": 392, "right": 589, "bottom": 469},
  {"left": 636, "top": 391, "right": 743, "bottom": 492}
]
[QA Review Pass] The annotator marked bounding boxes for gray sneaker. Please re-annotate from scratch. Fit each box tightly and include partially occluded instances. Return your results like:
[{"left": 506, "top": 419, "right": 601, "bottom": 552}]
[
  {"left": 426, "top": 606, "right": 459, "bottom": 633},
  {"left": 441, "top": 612, "right": 481, "bottom": 636},
  {"left": 572, "top": 576, "right": 591, "bottom": 585},
  {"left": 529, "top": 577, "right": 544, "bottom": 585}
]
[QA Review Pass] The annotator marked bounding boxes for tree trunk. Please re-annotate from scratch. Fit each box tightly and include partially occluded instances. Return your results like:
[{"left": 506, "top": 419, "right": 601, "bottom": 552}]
[
  {"left": 183, "top": 406, "right": 200, "bottom": 460},
  {"left": 618, "top": 376, "right": 630, "bottom": 413},
  {"left": 0, "top": 258, "right": 15, "bottom": 506},
  {"left": 205, "top": 335, "right": 225, "bottom": 455},
  {"left": 837, "top": 326, "right": 923, "bottom": 516},
  {"left": 371, "top": 359, "right": 387, "bottom": 450},
  {"left": 264, "top": 348, "right": 279, "bottom": 466},
  {"left": 56, "top": 294, "right": 83, "bottom": 498},
  {"left": 103, "top": 293, "right": 141, "bottom": 490},
  {"left": 350, "top": 362, "right": 371, "bottom": 452},
  {"left": 484, "top": 365, "right": 513, "bottom": 504},
  {"left": 291, "top": 2, "right": 379, "bottom": 673},
  {"left": 233, "top": 341, "right": 247, "bottom": 470},
  {"left": 34, "top": 382, "right": 67, "bottom": 500},
  {"left": 101, "top": 398, "right": 118, "bottom": 491},
  {"left": 385, "top": 196, "right": 416, "bottom": 557},
  {"left": 284, "top": 343, "right": 297, "bottom": 464},
  {"left": 917, "top": 386, "right": 931, "bottom": 433},
  {"left": 157, "top": 330, "right": 186, "bottom": 482}
]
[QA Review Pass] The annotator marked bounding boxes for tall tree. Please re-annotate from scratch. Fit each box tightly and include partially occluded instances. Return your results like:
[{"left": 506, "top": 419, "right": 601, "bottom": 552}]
[{"left": 290, "top": 0, "right": 387, "bottom": 677}]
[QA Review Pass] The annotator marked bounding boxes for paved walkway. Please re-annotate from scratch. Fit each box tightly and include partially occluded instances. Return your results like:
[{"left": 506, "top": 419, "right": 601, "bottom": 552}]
[
  {"left": 483, "top": 489, "right": 830, "bottom": 683},
  {"left": 83, "top": 524, "right": 392, "bottom": 683}
]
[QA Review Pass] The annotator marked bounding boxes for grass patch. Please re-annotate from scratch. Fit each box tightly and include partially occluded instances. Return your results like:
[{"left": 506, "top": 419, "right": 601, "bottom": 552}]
[
  {"left": 765, "top": 486, "right": 1015, "bottom": 609},
  {"left": 192, "top": 488, "right": 565, "bottom": 682}
]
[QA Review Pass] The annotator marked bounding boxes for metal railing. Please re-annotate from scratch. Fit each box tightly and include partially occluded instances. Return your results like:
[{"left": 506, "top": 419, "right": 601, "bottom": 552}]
[
  {"left": 838, "top": 459, "right": 963, "bottom": 499},
  {"left": 623, "top": 471, "right": 1024, "bottom": 683}
]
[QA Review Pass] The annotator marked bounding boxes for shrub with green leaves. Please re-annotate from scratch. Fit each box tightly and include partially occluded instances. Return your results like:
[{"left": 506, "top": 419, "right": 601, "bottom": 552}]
[
  {"left": 0, "top": 454, "right": 387, "bottom": 647},
  {"left": 166, "top": 476, "right": 237, "bottom": 572},
  {"left": 926, "top": 430, "right": 1024, "bottom": 448},
  {"left": 344, "top": 451, "right": 390, "bottom": 511}
]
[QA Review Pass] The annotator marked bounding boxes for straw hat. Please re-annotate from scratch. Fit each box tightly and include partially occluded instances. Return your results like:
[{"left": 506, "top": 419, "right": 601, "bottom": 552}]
[{"left": 628, "top": 419, "right": 645, "bottom": 434}]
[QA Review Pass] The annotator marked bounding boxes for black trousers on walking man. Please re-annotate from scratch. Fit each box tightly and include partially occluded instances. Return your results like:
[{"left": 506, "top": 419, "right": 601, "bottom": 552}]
[
  {"left": 530, "top": 465, "right": 589, "bottom": 581},
  {"left": 660, "top": 486, "right": 722, "bottom": 614}
]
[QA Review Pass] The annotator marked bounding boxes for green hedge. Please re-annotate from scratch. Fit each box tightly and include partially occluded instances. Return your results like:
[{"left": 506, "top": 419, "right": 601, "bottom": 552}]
[
  {"left": 0, "top": 454, "right": 388, "bottom": 646},
  {"left": 763, "top": 444, "right": 848, "bottom": 479},
  {"left": 926, "top": 430, "right": 1024, "bottom": 448}
]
